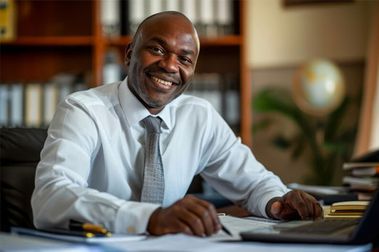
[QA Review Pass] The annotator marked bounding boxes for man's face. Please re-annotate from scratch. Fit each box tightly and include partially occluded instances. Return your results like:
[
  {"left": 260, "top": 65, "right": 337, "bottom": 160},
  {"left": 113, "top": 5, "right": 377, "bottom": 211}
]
[{"left": 126, "top": 14, "right": 199, "bottom": 114}]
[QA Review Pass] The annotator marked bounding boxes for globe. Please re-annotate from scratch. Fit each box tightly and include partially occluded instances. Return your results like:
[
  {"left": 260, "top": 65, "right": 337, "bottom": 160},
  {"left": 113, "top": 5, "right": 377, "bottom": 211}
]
[{"left": 292, "top": 59, "right": 346, "bottom": 117}]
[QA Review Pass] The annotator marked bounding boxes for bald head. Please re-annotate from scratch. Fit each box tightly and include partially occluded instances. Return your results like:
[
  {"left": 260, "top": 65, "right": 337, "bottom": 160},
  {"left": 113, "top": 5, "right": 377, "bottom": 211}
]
[{"left": 133, "top": 11, "right": 200, "bottom": 52}]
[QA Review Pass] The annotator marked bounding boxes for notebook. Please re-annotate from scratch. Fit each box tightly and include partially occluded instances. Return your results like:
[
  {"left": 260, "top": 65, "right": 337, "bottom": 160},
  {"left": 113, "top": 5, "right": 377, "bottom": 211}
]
[{"left": 240, "top": 189, "right": 379, "bottom": 244}]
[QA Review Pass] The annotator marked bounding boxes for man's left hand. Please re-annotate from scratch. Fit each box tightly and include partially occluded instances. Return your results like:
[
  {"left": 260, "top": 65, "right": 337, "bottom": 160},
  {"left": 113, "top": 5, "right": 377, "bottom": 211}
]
[{"left": 266, "top": 190, "right": 323, "bottom": 220}]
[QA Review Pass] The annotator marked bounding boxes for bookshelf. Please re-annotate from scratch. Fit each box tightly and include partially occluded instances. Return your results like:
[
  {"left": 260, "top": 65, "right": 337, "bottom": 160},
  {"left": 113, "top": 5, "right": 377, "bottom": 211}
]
[{"left": 0, "top": 0, "right": 252, "bottom": 147}]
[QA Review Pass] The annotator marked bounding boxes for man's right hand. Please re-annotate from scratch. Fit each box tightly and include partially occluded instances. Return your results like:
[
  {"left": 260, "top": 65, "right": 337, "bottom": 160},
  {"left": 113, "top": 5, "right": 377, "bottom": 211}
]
[{"left": 147, "top": 195, "right": 221, "bottom": 237}]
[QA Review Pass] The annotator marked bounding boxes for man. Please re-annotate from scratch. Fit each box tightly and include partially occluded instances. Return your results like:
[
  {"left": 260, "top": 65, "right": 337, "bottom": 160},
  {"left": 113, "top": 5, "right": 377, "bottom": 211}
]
[{"left": 32, "top": 11, "right": 322, "bottom": 237}]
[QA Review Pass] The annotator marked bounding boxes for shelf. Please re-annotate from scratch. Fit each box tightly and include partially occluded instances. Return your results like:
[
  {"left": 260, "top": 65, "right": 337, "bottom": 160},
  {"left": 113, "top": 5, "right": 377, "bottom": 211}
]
[
  {"left": 200, "top": 35, "right": 242, "bottom": 46},
  {"left": 106, "top": 36, "right": 132, "bottom": 46},
  {"left": 0, "top": 0, "right": 252, "bottom": 146},
  {"left": 0, "top": 36, "right": 94, "bottom": 46},
  {"left": 104, "top": 35, "right": 242, "bottom": 47}
]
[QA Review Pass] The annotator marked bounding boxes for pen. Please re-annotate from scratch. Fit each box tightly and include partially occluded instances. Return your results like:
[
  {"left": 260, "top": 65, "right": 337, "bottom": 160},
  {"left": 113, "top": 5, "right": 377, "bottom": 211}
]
[
  {"left": 221, "top": 224, "right": 232, "bottom": 236},
  {"left": 40, "top": 228, "right": 97, "bottom": 238},
  {"left": 217, "top": 213, "right": 232, "bottom": 236},
  {"left": 69, "top": 220, "right": 112, "bottom": 237}
]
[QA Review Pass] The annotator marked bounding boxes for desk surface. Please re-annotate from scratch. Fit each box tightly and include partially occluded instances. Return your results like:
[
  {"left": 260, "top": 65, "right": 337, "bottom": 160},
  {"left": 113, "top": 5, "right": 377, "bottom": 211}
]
[{"left": 1, "top": 232, "right": 373, "bottom": 252}]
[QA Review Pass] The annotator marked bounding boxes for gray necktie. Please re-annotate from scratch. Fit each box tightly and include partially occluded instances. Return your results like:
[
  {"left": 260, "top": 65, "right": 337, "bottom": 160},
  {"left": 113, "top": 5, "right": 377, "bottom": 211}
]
[{"left": 140, "top": 116, "right": 164, "bottom": 204}]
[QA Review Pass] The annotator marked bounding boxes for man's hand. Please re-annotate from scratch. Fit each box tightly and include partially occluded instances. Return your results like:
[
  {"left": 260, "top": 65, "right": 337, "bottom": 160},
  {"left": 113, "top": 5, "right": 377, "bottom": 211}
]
[
  {"left": 147, "top": 195, "right": 221, "bottom": 237},
  {"left": 266, "top": 190, "right": 323, "bottom": 220}
]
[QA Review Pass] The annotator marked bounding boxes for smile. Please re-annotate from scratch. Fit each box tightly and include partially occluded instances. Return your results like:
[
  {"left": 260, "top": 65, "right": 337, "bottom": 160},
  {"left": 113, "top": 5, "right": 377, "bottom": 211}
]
[{"left": 150, "top": 75, "right": 177, "bottom": 90}]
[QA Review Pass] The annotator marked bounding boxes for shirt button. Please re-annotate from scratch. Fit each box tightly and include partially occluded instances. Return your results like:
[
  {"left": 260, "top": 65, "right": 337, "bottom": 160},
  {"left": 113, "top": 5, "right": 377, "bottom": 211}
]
[{"left": 127, "top": 226, "right": 136, "bottom": 233}]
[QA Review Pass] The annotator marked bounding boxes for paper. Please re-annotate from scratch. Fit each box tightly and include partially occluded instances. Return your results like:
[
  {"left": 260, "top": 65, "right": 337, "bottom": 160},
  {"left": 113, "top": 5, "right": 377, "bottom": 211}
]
[
  {"left": 209, "top": 215, "right": 278, "bottom": 241},
  {"left": 106, "top": 233, "right": 372, "bottom": 252}
]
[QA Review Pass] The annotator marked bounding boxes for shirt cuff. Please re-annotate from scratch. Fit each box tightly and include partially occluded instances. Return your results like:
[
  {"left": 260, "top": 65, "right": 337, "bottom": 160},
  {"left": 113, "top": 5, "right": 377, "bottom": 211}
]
[{"left": 114, "top": 201, "right": 160, "bottom": 234}]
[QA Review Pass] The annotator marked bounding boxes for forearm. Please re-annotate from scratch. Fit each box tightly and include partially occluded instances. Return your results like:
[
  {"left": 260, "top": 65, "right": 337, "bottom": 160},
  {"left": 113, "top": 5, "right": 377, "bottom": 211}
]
[{"left": 31, "top": 168, "right": 160, "bottom": 234}]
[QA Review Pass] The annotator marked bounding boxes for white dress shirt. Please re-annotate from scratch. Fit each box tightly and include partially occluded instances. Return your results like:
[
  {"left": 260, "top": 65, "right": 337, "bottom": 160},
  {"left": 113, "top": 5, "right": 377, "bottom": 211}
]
[{"left": 31, "top": 78, "right": 289, "bottom": 234}]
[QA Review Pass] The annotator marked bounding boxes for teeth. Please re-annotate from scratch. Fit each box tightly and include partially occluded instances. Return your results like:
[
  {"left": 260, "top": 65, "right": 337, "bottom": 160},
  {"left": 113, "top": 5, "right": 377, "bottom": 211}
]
[{"left": 152, "top": 76, "right": 172, "bottom": 87}]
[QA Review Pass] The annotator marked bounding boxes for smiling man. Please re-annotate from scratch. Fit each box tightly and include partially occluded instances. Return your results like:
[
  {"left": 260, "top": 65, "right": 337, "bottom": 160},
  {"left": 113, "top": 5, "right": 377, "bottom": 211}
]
[{"left": 32, "top": 12, "right": 322, "bottom": 237}]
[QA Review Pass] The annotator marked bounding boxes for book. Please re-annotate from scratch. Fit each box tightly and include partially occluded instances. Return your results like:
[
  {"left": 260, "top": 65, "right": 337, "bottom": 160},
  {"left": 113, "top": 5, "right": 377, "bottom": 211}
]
[
  {"left": 181, "top": 0, "right": 197, "bottom": 24},
  {"left": 100, "top": 0, "right": 121, "bottom": 37},
  {"left": 215, "top": 0, "right": 234, "bottom": 35},
  {"left": 9, "top": 83, "right": 23, "bottom": 127},
  {"left": 147, "top": 0, "right": 162, "bottom": 16},
  {"left": 351, "top": 166, "right": 379, "bottom": 177},
  {"left": 128, "top": 0, "right": 145, "bottom": 34},
  {"left": 24, "top": 83, "right": 43, "bottom": 127},
  {"left": 198, "top": 0, "right": 217, "bottom": 37},
  {"left": 165, "top": 0, "right": 180, "bottom": 11},
  {"left": 343, "top": 162, "right": 379, "bottom": 170},
  {"left": 342, "top": 176, "right": 378, "bottom": 191},
  {"left": 0, "top": 0, "right": 16, "bottom": 41},
  {"left": 0, "top": 84, "right": 9, "bottom": 126},
  {"left": 342, "top": 150, "right": 379, "bottom": 196},
  {"left": 328, "top": 200, "right": 369, "bottom": 218},
  {"left": 43, "top": 83, "right": 58, "bottom": 126}
]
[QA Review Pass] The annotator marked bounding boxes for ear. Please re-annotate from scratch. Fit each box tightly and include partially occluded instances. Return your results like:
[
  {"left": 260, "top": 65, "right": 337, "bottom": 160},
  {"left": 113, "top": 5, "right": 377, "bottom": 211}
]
[
  {"left": 124, "top": 43, "right": 133, "bottom": 67},
  {"left": 124, "top": 43, "right": 133, "bottom": 74}
]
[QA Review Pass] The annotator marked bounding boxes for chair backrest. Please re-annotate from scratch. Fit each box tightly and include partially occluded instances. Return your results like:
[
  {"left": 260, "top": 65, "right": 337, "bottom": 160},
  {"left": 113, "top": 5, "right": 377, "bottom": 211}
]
[{"left": 0, "top": 128, "right": 47, "bottom": 232}]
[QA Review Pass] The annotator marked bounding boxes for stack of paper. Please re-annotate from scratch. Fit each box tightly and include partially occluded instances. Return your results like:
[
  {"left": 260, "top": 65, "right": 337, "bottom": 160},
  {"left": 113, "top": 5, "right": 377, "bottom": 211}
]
[{"left": 342, "top": 149, "right": 379, "bottom": 200}]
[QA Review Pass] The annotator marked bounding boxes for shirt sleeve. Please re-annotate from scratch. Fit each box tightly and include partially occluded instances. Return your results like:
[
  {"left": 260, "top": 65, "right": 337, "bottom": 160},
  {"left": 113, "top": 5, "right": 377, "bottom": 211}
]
[
  {"left": 31, "top": 97, "right": 160, "bottom": 234},
  {"left": 200, "top": 107, "right": 290, "bottom": 218}
]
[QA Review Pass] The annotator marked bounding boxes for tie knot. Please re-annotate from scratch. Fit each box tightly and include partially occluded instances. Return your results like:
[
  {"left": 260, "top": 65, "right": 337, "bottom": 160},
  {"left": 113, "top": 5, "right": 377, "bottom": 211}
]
[{"left": 142, "top": 116, "right": 162, "bottom": 133}]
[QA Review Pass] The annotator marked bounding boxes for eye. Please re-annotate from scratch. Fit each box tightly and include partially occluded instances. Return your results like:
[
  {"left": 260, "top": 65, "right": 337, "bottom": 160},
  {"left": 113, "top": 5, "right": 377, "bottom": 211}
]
[
  {"left": 179, "top": 56, "right": 192, "bottom": 65},
  {"left": 149, "top": 46, "right": 164, "bottom": 56}
]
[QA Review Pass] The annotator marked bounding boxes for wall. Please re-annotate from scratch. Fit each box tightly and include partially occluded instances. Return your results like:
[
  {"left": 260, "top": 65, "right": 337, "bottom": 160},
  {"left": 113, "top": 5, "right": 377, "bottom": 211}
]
[
  {"left": 246, "top": 0, "right": 372, "bottom": 184},
  {"left": 247, "top": 0, "right": 370, "bottom": 68}
]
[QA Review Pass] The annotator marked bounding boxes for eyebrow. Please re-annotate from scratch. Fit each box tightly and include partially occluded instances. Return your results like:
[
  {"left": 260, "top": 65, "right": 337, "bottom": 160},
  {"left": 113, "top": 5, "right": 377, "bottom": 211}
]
[{"left": 149, "top": 37, "right": 196, "bottom": 56}]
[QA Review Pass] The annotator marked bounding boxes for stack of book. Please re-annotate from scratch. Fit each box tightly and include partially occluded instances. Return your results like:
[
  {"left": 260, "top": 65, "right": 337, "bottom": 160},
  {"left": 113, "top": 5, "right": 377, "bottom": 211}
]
[{"left": 342, "top": 150, "right": 379, "bottom": 200}]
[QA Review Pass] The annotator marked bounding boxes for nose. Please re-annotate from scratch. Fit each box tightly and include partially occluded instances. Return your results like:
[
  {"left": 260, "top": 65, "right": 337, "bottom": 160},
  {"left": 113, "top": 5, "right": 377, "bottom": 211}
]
[{"left": 158, "top": 54, "right": 179, "bottom": 73}]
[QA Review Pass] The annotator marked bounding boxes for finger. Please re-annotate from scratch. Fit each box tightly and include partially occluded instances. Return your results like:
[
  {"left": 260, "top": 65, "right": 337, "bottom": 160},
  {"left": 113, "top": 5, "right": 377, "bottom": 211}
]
[
  {"left": 191, "top": 198, "right": 221, "bottom": 235},
  {"left": 278, "top": 206, "right": 300, "bottom": 220},
  {"left": 271, "top": 199, "right": 299, "bottom": 220},
  {"left": 176, "top": 205, "right": 206, "bottom": 236},
  {"left": 184, "top": 196, "right": 220, "bottom": 236},
  {"left": 284, "top": 191, "right": 308, "bottom": 220},
  {"left": 299, "top": 193, "right": 314, "bottom": 219},
  {"left": 303, "top": 192, "right": 322, "bottom": 219},
  {"left": 175, "top": 220, "right": 194, "bottom": 236},
  {"left": 313, "top": 201, "right": 323, "bottom": 219}
]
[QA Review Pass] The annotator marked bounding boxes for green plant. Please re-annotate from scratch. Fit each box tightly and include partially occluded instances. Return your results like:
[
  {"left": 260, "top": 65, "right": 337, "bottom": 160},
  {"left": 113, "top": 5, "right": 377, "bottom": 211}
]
[{"left": 252, "top": 88, "right": 359, "bottom": 185}]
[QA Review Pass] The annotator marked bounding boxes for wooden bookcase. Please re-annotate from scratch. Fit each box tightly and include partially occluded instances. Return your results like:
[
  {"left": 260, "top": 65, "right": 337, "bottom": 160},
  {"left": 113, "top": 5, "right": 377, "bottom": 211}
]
[{"left": 0, "top": 0, "right": 252, "bottom": 147}]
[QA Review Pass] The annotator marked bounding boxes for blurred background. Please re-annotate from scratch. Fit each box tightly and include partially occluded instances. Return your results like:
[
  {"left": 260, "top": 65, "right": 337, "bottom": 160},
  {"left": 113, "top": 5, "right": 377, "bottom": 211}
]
[{"left": 249, "top": 0, "right": 378, "bottom": 186}]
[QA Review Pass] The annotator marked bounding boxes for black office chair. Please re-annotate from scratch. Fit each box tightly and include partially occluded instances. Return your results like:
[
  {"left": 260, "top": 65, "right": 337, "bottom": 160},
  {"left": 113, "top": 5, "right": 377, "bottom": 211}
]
[{"left": 0, "top": 128, "right": 47, "bottom": 232}]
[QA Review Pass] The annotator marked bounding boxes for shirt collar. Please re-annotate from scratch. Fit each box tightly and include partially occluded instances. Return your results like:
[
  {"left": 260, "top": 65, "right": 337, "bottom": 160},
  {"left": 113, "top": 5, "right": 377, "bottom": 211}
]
[{"left": 118, "top": 77, "right": 173, "bottom": 130}]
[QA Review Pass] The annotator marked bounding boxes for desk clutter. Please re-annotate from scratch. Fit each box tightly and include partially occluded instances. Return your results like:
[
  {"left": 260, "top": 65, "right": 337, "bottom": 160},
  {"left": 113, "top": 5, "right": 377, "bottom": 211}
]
[{"left": 342, "top": 149, "right": 379, "bottom": 200}]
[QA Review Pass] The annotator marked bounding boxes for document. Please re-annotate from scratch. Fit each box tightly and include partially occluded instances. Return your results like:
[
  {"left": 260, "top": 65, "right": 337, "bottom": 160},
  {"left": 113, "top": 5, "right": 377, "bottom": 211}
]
[
  {"left": 209, "top": 215, "right": 280, "bottom": 241},
  {"left": 106, "top": 233, "right": 372, "bottom": 252}
]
